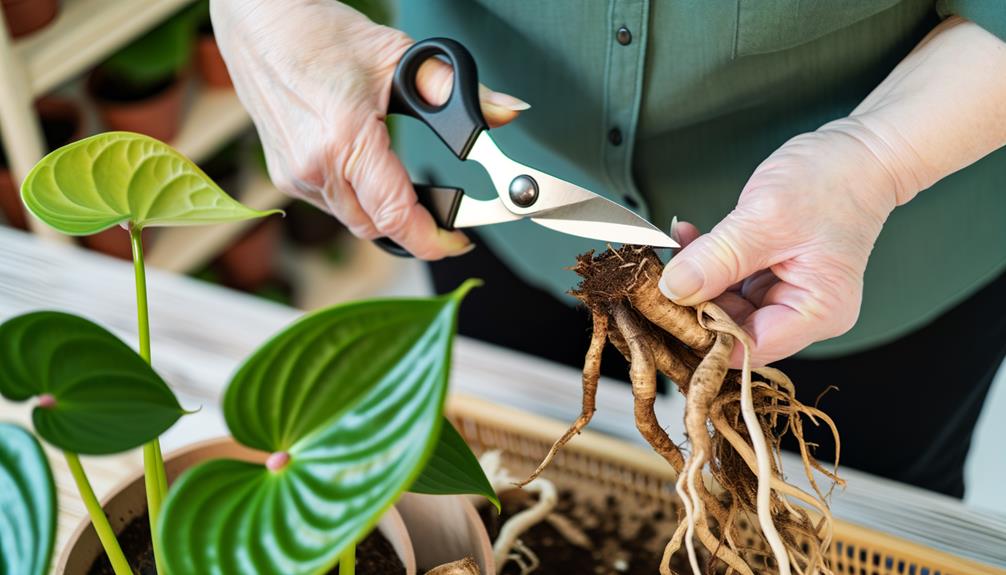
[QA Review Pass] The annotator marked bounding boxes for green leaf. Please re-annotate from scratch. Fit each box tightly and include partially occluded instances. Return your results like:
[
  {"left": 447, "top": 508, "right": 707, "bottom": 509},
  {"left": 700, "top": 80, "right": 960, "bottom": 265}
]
[
  {"left": 0, "top": 423, "right": 56, "bottom": 575},
  {"left": 100, "top": 11, "right": 194, "bottom": 87},
  {"left": 159, "top": 281, "right": 480, "bottom": 575},
  {"left": 21, "top": 132, "right": 281, "bottom": 236},
  {"left": 0, "top": 312, "right": 185, "bottom": 454},
  {"left": 412, "top": 418, "right": 499, "bottom": 511}
]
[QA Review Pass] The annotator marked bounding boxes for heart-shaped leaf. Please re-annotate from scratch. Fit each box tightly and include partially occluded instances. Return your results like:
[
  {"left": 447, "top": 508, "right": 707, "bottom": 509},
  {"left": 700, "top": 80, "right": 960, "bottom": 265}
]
[
  {"left": 412, "top": 418, "right": 499, "bottom": 511},
  {"left": 159, "top": 281, "right": 479, "bottom": 575},
  {"left": 0, "top": 422, "right": 56, "bottom": 575},
  {"left": 0, "top": 312, "right": 185, "bottom": 454},
  {"left": 20, "top": 132, "right": 281, "bottom": 235}
]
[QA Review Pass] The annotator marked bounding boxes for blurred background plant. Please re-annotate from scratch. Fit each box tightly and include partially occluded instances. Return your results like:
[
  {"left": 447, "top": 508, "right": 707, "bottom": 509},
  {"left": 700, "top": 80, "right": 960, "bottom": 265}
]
[{"left": 0, "top": 0, "right": 409, "bottom": 311}]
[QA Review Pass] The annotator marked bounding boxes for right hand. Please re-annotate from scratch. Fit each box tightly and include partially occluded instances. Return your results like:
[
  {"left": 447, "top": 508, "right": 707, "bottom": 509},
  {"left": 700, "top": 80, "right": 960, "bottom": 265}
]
[{"left": 211, "top": 0, "right": 529, "bottom": 259}]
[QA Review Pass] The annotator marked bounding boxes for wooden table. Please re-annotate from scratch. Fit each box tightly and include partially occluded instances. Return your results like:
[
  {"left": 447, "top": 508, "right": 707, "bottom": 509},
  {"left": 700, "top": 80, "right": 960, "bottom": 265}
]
[{"left": 1, "top": 228, "right": 1003, "bottom": 571}]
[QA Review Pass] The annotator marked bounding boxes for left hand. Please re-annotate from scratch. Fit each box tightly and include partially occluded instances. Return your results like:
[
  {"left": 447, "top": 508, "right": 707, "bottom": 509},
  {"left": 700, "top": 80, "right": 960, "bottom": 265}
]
[{"left": 660, "top": 120, "right": 899, "bottom": 368}]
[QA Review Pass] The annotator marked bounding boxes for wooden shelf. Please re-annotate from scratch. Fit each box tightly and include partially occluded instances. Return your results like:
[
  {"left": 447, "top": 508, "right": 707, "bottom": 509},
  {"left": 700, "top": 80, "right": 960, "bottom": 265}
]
[
  {"left": 146, "top": 175, "right": 289, "bottom": 273},
  {"left": 173, "top": 88, "right": 251, "bottom": 163},
  {"left": 145, "top": 88, "right": 258, "bottom": 272},
  {"left": 13, "top": 0, "right": 195, "bottom": 96}
]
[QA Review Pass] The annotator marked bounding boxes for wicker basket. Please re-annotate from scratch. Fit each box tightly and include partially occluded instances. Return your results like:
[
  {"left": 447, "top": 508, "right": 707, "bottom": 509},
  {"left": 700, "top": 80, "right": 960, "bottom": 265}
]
[{"left": 446, "top": 395, "right": 1003, "bottom": 575}]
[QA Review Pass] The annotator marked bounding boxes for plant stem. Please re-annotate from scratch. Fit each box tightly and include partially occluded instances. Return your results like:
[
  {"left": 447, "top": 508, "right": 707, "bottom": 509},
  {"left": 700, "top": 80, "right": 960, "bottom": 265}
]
[
  {"left": 131, "top": 223, "right": 168, "bottom": 575},
  {"left": 340, "top": 544, "right": 355, "bottom": 575},
  {"left": 65, "top": 452, "right": 132, "bottom": 575}
]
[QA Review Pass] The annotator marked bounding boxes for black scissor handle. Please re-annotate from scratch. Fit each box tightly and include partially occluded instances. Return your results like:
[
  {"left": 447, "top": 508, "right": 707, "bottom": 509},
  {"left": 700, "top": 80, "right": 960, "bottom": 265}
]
[
  {"left": 389, "top": 38, "right": 488, "bottom": 159},
  {"left": 373, "top": 185, "right": 466, "bottom": 257}
]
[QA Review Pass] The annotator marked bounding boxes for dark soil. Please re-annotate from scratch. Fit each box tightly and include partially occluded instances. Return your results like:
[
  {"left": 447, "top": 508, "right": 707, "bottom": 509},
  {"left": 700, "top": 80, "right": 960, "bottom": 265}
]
[
  {"left": 87, "top": 515, "right": 404, "bottom": 575},
  {"left": 569, "top": 247, "right": 666, "bottom": 308},
  {"left": 87, "top": 513, "right": 155, "bottom": 575},
  {"left": 480, "top": 489, "right": 709, "bottom": 575},
  {"left": 326, "top": 530, "right": 406, "bottom": 575}
]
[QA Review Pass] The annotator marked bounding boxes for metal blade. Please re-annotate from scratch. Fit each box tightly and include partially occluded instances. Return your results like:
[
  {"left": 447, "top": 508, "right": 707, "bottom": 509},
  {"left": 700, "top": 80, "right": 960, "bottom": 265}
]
[
  {"left": 531, "top": 196, "right": 679, "bottom": 247},
  {"left": 465, "top": 132, "right": 678, "bottom": 247},
  {"left": 453, "top": 196, "right": 522, "bottom": 228}
]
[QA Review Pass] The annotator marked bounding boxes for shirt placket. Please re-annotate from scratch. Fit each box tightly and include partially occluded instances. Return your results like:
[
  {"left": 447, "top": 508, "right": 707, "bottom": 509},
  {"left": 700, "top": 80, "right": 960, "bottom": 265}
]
[{"left": 602, "top": 0, "right": 650, "bottom": 218}]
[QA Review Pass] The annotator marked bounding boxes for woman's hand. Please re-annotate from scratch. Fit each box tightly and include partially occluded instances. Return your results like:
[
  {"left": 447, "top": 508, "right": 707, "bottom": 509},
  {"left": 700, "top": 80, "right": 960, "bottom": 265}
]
[
  {"left": 211, "top": 0, "right": 528, "bottom": 259},
  {"left": 662, "top": 17, "right": 1006, "bottom": 368},
  {"left": 662, "top": 123, "right": 897, "bottom": 368}
]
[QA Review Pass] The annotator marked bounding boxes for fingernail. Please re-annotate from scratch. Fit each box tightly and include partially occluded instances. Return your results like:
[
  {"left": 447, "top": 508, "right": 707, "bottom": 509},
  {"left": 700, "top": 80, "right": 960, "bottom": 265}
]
[
  {"left": 483, "top": 90, "right": 531, "bottom": 111},
  {"left": 670, "top": 215, "right": 680, "bottom": 244},
  {"left": 660, "top": 258, "right": 704, "bottom": 302},
  {"left": 448, "top": 243, "right": 476, "bottom": 257}
]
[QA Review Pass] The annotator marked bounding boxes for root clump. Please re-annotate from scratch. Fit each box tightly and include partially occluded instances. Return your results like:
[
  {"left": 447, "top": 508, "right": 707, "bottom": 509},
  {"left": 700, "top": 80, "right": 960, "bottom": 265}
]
[{"left": 525, "top": 246, "right": 844, "bottom": 575}]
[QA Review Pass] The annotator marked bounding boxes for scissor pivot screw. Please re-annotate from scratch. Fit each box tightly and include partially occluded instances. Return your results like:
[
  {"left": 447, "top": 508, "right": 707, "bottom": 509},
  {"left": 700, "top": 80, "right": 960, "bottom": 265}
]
[{"left": 509, "top": 175, "right": 539, "bottom": 207}]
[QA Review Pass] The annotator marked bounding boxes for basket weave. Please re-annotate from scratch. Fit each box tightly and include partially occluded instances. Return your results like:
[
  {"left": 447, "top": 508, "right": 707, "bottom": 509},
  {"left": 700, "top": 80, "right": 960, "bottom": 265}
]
[{"left": 447, "top": 395, "right": 1003, "bottom": 575}]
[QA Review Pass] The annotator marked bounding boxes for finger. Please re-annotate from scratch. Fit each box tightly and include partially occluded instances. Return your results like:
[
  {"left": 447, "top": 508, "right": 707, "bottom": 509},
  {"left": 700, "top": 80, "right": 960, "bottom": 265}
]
[
  {"left": 670, "top": 219, "right": 701, "bottom": 247},
  {"left": 272, "top": 147, "right": 381, "bottom": 239},
  {"left": 740, "top": 269, "right": 779, "bottom": 307},
  {"left": 319, "top": 175, "right": 380, "bottom": 239},
  {"left": 711, "top": 292, "right": 756, "bottom": 325},
  {"left": 726, "top": 282, "right": 831, "bottom": 368},
  {"left": 659, "top": 211, "right": 768, "bottom": 307},
  {"left": 347, "top": 119, "right": 471, "bottom": 259},
  {"left": 415, "top": 56, "right": 529, "bottom": 129}
]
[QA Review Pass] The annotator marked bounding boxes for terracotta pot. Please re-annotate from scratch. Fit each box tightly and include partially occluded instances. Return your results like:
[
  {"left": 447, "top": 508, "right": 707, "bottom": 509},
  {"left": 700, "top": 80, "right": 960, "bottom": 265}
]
[
  {"left": 0, "top": 169, "right": 18, "bottom": 229},
  {"left": 57, "top": 437, "right": 418, "bottom": 575},
  {"left": 396, "top": 492, "right": 496, "bottom": 574},
  {"left": 89, "top": 70, "right": 187, "bottom": 142},
  {"left": 196, "top": 34, "right": 232, "bottom": 88},
  {"left": 218, "top": 217, "right": 283, "bottom": 292},
  {"left": 1, "top": 0, "right": 58, "bottom": 38},
  {"left": 0, "top": 97, "right": 83, "bottom": 230},
  {"left": 81, "top": 226, "right": 155, "bottom": 261}
]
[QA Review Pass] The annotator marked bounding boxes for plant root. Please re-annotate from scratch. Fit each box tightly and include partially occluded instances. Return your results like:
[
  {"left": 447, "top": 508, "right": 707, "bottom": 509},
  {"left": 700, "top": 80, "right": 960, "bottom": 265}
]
[
  {"left": 517, "top": 311, "right": 608, "bottom": 487},
  {"left": 424, "top": 557, "right": 481, "bottom": 575},
  {"left": 529, "top": 246, "right": 842, "bottom": 575}
]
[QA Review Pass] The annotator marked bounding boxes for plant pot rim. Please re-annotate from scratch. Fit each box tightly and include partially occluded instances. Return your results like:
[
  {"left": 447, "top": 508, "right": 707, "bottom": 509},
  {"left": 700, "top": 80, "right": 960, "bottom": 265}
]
[{"left": 56, "top": 436, "right": 419, "bottom": 575}]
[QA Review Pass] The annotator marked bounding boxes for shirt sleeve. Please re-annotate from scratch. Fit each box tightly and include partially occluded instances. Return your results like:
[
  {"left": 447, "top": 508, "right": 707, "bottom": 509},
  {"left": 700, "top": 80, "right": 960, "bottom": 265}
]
[{"left": 936, "top": 0, "right": 1006, "bottom": 41}]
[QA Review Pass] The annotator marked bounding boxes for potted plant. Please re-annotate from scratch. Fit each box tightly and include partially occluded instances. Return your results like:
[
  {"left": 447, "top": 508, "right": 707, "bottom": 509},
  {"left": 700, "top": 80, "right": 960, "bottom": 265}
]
[
  {"left": 1, "top": 0, "right": 58, "bottom": 38},
  {"left": 88, "top": 13, "right": 193, "bottom": 141},
  {"left": 0, "top": 131, "right": 499, "bottom": 574},
  {"left": 189, "top": 1, "right": 232, "bottom": 89},
  {"left": 0, "top": 96, "right": 82, "bottom": 230}
]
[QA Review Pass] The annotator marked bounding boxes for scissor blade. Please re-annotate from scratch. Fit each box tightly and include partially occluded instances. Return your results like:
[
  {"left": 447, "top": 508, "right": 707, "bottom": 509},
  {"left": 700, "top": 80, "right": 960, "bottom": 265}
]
[
  {"left": 465, "top": 132, "right": 677, "bottom": 247},
  {"left": 530, "top": 197, "right": 679, "bottom": 247}
]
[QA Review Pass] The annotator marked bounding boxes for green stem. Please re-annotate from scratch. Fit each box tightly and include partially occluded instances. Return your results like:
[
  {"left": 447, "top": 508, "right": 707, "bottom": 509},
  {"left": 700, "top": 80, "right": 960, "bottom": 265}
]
[
  {"left": 131, "top": 224, "right": 167, "bottom": 575},
  {"left": 340, "top": 543, "right": 355, "bottom": 575},
  {"left": 65, "top": 452, "right": 132, "bottom": 575},
  {"left": 130, "top": 224, "right": 152, "bottom": 363}
]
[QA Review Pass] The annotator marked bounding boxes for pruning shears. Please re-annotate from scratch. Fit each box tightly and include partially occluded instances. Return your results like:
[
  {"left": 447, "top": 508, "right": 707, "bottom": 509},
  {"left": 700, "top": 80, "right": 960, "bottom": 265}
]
[{"left": 375, "top": 38, "right": 678, "bottom": 257}]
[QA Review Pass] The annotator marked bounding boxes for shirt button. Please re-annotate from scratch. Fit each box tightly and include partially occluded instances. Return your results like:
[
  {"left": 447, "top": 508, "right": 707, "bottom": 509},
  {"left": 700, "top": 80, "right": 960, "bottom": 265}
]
[
  {"left": 616, "top": 26, "right": 632, "bottom": 46},
  {"left": 608, "top": 127, "right": 623, "bottom": 146}
]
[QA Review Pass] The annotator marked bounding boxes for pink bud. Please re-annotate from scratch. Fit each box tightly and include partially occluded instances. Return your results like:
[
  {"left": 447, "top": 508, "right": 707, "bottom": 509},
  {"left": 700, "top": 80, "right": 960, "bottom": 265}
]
[
  {"left": 37, "top": 394, "right": 56, "bottom": 409},
  {"left": 265, "top": 451, "right": 290, "bottom": 472}
]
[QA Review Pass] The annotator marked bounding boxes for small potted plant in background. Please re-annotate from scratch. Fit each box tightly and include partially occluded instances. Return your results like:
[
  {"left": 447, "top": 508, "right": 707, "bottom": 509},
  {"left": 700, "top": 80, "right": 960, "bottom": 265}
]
[
  {"left": 88, "top": 12, "right": 193, "bottom": 142},
  {"left": 0, "top": 96, "right": 82, "bottom": 230},
  {"left": 0, "top": 0, "right": 58, "bottom": 38},
  {"left": 0, "top": 131, "right": 499, "bottom": 575},
  {"left": 190, "top": 0, "right": 233, "bottom": 89}
]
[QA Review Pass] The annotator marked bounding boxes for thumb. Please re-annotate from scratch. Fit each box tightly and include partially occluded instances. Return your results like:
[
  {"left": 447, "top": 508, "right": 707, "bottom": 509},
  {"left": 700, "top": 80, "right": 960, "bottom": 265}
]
[
  {"left": 659, "top": 214, "right": 767, "bottom": 306},
  {"left": 415, "top": 57, "right": 529, "bottom": 128}
]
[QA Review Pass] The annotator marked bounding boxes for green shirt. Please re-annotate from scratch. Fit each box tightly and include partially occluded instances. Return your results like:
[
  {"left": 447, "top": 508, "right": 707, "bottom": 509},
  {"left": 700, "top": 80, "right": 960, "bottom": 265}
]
[{"left": 397, "top": 0, "right": 1006, "bottom": 358}]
